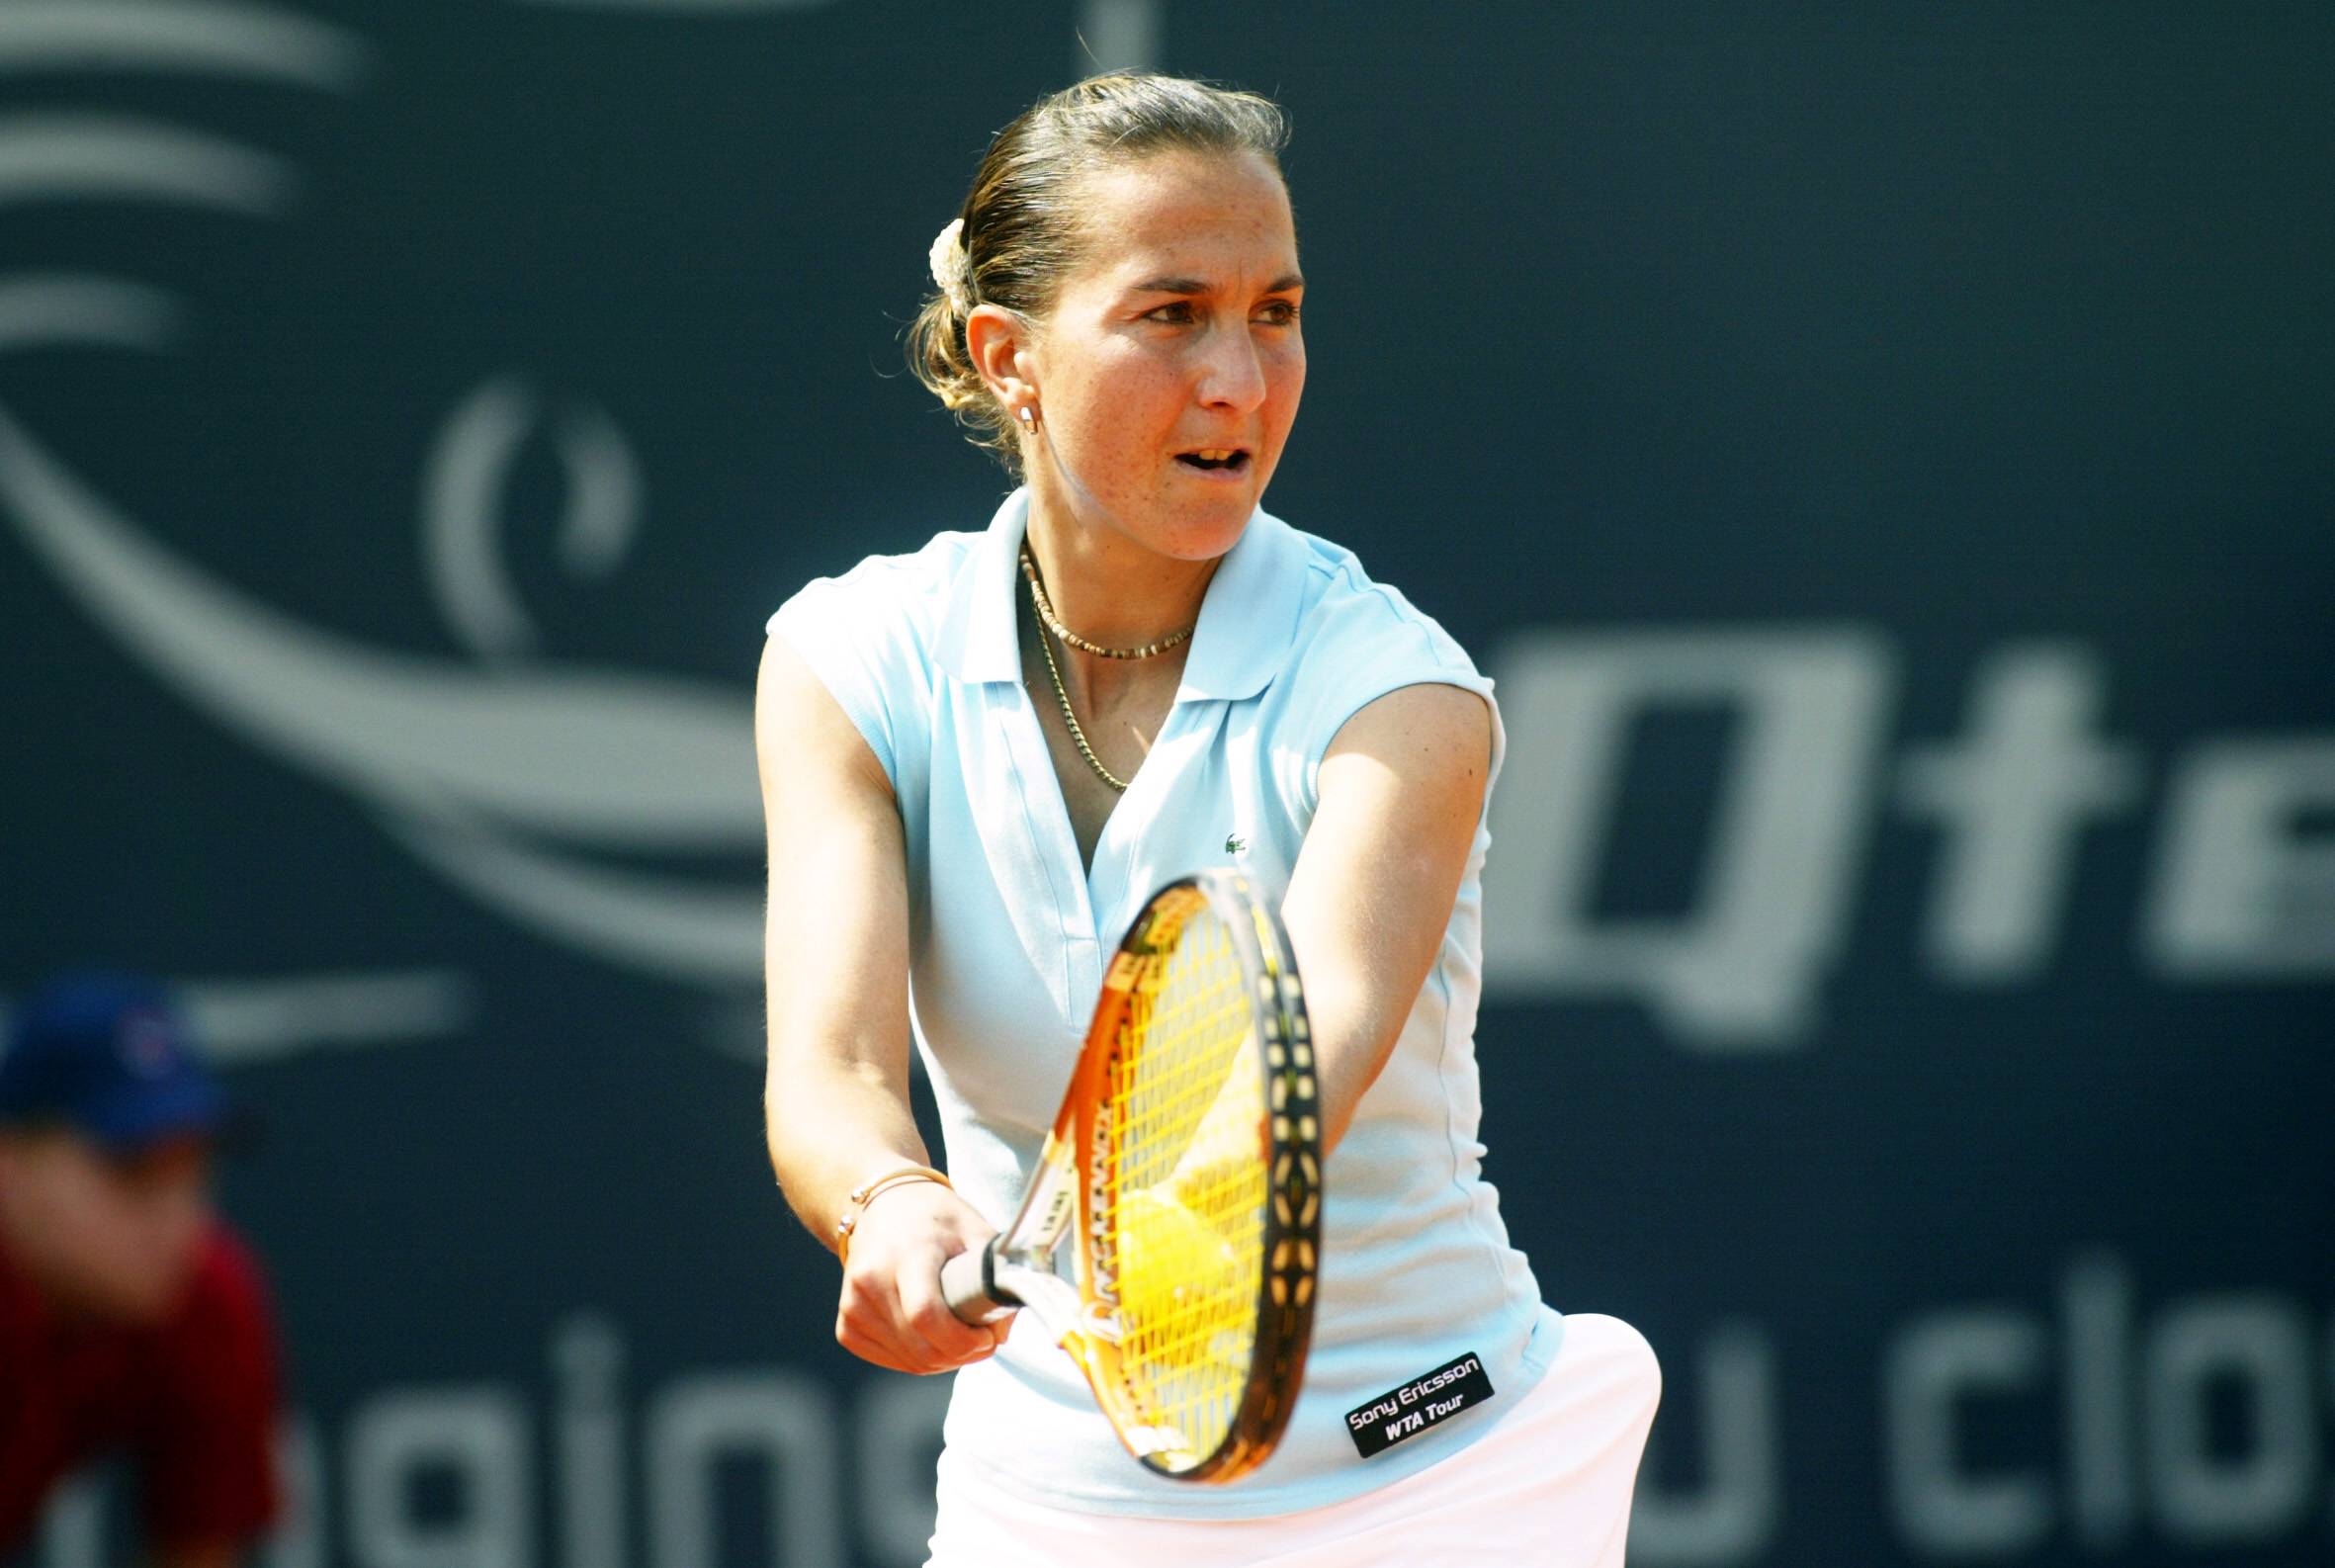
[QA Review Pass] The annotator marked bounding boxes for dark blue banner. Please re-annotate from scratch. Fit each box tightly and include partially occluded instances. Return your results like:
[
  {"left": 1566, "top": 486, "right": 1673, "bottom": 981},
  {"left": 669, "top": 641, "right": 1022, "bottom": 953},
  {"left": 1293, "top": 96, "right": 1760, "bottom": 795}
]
[{"left": 4, "top": 4, "right": 2327, "bottom": 1565}]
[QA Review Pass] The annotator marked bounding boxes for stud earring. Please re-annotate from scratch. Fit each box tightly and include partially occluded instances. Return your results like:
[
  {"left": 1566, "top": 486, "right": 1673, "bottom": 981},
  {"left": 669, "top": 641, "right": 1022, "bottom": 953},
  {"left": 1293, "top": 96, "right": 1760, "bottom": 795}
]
[{"left": 1018, "top": 404, "right": 1038, "bottom": 437}]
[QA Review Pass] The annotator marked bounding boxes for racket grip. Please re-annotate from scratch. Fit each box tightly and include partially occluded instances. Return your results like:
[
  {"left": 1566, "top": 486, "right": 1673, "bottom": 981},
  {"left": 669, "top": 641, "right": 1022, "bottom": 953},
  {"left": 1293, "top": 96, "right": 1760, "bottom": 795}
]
[{"left": 941, "top": 1241, "right": 1020, "bottom": 1325}]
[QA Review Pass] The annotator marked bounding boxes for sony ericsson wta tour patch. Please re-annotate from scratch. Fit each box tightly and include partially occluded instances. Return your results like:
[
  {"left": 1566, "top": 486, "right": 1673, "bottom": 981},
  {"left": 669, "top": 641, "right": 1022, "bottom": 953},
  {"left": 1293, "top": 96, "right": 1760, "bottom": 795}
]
[{"left": 1343, "top": 1351, "right": 1496, "bottom": 1458}]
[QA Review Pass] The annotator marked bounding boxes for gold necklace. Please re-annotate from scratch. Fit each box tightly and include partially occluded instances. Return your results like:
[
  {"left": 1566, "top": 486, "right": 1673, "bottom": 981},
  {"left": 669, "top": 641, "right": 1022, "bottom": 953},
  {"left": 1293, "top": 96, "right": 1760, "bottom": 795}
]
[
  {"left": 1018, "top": 549, "right": 1195, "bottom": 659},
  {"left": 1029, "top": 590, "right": 1131, "bottom": 793}
]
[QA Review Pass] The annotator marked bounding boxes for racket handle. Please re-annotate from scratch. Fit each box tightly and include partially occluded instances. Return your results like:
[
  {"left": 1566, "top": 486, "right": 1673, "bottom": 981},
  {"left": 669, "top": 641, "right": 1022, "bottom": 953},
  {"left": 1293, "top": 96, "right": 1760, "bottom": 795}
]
[{"left": 941, "top": 1241, "right": 1020, "bottom": 1325}]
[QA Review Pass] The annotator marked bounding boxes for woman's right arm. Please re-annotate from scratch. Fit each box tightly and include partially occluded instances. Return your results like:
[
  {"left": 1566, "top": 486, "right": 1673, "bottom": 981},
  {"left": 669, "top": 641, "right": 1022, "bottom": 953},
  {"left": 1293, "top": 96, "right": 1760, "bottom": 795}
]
[{"left": 755, "top": 635, "right": 1007, "bottom": 1374}]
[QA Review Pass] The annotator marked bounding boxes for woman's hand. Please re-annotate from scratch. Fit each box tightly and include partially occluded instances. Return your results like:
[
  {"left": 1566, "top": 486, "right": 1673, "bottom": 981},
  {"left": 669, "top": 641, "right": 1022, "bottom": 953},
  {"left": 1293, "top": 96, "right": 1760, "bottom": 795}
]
[
  {"left": 758, "top": 637, "right": 998, "bottom": 1371},
  {"left": 835, "top": 1179, "right": 1015, "bottom": 1374}
]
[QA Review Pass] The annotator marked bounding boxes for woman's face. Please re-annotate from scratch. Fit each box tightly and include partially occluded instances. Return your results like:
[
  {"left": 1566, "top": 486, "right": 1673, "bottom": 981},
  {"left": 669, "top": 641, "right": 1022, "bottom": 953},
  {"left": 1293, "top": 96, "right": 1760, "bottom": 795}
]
[{"left": 1017, "top": 148, "right": 1305, "bottom": 561}]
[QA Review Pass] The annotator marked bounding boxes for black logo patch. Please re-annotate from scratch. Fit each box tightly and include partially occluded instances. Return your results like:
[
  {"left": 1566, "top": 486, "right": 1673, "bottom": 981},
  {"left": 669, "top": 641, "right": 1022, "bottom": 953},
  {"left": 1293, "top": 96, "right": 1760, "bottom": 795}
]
[{"left": 1344, "top": 1351, "right": 1496, "bottom": 1458}]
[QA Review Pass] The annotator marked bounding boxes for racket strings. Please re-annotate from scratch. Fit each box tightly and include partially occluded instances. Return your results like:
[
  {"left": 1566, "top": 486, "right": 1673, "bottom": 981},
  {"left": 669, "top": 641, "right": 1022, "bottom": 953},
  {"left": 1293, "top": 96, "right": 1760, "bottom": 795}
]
[
  {"left": 1099, "top": 908, "right": 1267, "bottom": 1465},
  {"left": 1110, "top": 993, "right": 1252, "bottom": 1147}
]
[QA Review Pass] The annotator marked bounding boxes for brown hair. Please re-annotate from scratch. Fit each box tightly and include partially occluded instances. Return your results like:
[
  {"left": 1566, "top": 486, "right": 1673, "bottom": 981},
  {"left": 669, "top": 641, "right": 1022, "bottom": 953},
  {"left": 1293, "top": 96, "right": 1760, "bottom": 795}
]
[{"left": 906, "top": 73, "right": 1290, "bottom": 476}]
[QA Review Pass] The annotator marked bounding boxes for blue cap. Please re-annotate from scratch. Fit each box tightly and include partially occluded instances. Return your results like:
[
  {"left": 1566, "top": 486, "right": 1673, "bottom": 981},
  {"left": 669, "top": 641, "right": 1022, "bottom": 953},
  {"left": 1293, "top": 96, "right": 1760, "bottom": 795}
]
[{"left": 0, "top": 972, "right": 232, "bottom": 1152}]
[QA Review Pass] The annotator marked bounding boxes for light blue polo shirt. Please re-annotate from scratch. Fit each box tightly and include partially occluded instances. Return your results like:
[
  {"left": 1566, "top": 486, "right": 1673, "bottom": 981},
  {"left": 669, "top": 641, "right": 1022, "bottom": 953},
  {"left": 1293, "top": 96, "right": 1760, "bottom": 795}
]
[{"left": 766, "top": 486, "right": 1559, "bottom": 1519}]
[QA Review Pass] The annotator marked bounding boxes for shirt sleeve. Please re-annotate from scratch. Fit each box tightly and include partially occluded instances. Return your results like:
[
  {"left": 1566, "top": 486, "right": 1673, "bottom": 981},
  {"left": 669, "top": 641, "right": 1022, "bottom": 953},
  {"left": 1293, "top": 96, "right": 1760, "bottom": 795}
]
[
  {"left": 137, "top": 1229, "right": 285, "bottom": 1550},
  {"left": 1284, "top": 578, "right": 1507, "bottom": 813},
  {"left": 765, "top": 564, "right": 921, "bottom": 796}
]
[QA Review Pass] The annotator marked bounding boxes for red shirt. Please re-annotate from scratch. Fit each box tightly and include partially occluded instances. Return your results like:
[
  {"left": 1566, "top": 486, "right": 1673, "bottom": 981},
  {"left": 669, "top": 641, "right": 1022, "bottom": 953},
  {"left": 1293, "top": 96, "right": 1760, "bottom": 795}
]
[{"left": 0, "top": 1223, "right": 284, "bottom": 1555}]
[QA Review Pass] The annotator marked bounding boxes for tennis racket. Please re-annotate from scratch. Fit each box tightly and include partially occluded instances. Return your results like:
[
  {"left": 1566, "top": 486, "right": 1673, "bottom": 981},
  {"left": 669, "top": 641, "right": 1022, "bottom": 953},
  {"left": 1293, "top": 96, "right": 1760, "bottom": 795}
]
[{"left": 940, "top": 868, "right": 1322, "bottom": 1483}]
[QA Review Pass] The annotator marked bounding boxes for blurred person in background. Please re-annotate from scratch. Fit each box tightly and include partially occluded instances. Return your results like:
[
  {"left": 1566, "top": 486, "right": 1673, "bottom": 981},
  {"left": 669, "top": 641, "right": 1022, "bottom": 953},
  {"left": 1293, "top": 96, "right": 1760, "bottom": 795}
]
[{"left": 0, "top": 974, "right": 284, "bottom": 1568}]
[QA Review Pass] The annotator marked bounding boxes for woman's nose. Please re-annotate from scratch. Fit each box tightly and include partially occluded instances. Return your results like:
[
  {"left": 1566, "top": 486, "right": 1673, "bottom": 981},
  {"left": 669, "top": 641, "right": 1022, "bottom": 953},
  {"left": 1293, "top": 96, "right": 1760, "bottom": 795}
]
[{"left": 1197, "top": 322, "right": 1268, "bottom": 411}]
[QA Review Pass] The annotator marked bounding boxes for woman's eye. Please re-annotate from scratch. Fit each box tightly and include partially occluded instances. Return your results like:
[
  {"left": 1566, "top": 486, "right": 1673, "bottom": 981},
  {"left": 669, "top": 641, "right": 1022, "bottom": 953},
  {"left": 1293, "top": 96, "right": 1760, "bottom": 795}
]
[
  {"left": 1146, "top": 302, "right": 1196, "bottom": 323},
  {"left": 1257, "top": 301, "right": 1301, "bottom": 325}
]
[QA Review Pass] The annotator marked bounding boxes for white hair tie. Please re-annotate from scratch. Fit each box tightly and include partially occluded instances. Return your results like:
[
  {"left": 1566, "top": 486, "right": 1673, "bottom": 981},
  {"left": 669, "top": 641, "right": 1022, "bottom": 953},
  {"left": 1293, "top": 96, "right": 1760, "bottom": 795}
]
[{"left": 927, "top": 218, "right": 973, "bottom": 314}]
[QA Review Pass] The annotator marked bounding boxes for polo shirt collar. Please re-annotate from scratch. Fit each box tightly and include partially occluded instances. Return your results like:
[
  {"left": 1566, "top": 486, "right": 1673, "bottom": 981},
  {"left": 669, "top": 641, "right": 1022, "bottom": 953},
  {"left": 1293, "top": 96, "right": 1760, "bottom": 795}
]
[
  {"left": 1174, "top": 500, "right": 1306, "bottom": 702},
  {"left": 933, "top": 485, "right": 1307, "bottom": 703},
  {"left": 932, "top": 488, "right": 1029, "bottom": 685}
]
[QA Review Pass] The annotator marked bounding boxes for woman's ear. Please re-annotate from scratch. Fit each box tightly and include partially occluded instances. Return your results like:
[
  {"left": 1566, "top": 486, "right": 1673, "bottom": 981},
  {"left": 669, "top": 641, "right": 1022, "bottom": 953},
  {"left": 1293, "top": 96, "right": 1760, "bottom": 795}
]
[{"left": 965, "top": 304, "right": 1036, "bottom": 410}]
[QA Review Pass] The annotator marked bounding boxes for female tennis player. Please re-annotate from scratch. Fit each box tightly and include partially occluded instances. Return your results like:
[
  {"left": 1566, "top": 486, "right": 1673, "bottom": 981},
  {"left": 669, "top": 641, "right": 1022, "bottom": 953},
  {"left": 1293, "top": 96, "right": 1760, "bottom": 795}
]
[{"left": 757, "top": 73, "right": 1660, "bottom": 1565}]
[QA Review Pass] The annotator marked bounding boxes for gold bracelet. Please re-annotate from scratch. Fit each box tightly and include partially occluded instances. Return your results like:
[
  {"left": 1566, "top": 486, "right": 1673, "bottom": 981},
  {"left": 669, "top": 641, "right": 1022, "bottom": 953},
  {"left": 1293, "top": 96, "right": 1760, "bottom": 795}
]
[{"left": 833, "top": 1164, "right": 951, "bottom": 1263}]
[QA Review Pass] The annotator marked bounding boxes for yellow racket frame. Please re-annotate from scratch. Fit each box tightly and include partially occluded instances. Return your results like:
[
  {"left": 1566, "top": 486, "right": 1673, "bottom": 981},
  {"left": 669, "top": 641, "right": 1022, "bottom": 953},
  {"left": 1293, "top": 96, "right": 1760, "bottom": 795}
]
[{"left": 943, "top": 871, "right": 1321, "bottom": 1483}]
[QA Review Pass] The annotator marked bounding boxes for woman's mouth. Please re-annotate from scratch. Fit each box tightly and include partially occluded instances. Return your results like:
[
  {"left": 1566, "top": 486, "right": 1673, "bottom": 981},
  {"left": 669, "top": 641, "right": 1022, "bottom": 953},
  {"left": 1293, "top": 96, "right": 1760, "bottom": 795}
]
[{"left": 1175, "top": 448, "right": 1252, "bottom": 478}]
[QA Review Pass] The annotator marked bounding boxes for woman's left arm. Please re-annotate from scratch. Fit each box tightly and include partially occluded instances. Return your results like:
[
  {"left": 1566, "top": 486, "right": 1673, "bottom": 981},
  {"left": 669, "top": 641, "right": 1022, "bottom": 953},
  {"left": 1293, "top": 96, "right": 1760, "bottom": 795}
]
[{"left": 1280, "top": 680, "right": 1495, "bottom": 1158}]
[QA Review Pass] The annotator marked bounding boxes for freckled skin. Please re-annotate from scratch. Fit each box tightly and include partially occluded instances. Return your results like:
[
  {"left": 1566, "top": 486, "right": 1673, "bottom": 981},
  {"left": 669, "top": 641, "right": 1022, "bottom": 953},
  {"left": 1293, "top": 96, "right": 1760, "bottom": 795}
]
[
  {"left": 1025, "top": 149, "right": 1305, "bottom": 566},
  {"left": 969, "top": 148, "right": 1306, "bottom": 643},
  {"left": 963, "top": 148, "right": 1308, "bottom": 858}
]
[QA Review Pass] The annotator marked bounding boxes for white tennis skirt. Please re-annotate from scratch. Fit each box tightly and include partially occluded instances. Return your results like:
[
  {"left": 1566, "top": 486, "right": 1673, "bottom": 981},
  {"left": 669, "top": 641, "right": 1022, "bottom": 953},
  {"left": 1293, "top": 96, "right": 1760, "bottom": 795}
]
[{"left": 926, "top": 1312, "right": 1662, "bottom": 1567}]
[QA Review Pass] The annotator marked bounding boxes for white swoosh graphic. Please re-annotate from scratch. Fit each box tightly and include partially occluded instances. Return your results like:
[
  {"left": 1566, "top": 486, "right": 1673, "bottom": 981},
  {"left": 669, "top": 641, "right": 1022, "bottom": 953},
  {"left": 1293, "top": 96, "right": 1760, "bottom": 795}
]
[
  {"left": 394, "top": 813, "right": 762, "bottom": 982},
  {"left": 0, "top": 113, "right": 295, "bottom": 213},
  {"left": 0, "top": 969, "right": 475, "bottom": 1064},
  {"left": 181, "top": 969, "right": 476, "bottom": 1061},
  {"left": 0, "top": 276, "right": 178, "bottom": 355},
  {"left": 0, "top": 3, "right": 767, "bottom": 984},
  {"left": 0, "top": 2, "right": 368, "bottom": 90},
  {"left": 0, "top": 407, "right": 758, "bottom": 847}
]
